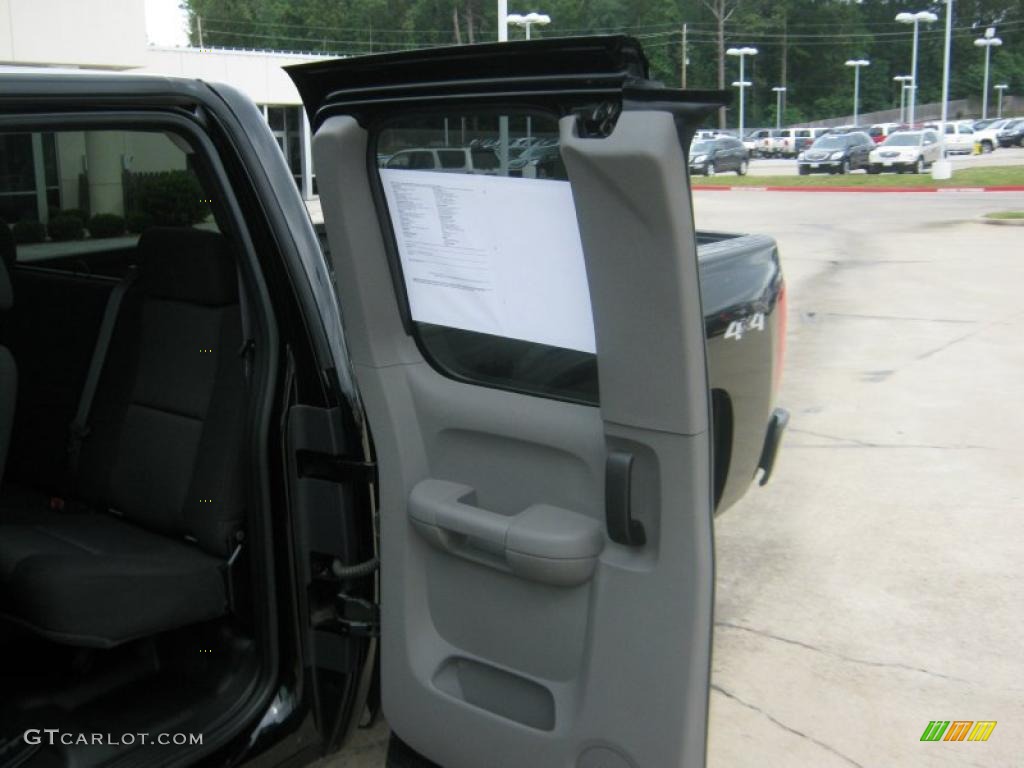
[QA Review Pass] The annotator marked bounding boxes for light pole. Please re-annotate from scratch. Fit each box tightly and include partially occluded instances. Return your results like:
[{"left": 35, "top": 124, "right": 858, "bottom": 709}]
[
  {"left": 932, "top": 0, "right": 954, "bottom": 180},
  {"left": 497, "top": 0, "right": 508, "bottom": 41},
  {"left": 726, "top": 47, "right": 758, "bottom": 136},
  {"left": 894, "top": 75, "right": 913, "bottom": 123},
  {"left": 507, "top": 12, "right": 550, "bottom": 39},
  {"left": 505, "top": 13, "right": 550, "bottom": 142},
  {"left": 995, "top": 84, "right": 1008, "bottom": 118},
  {"left": 772, "top": 86, "right": 787, "bottom": 130},
  {"left": 845, "top": 59, "right": 869, "bottom": 126},
  {"left": 974, "top": 29, "right": 1002, "bottom": 119},
  {"left": 896, "top": 10, "right": 938, "bottom": 126}
]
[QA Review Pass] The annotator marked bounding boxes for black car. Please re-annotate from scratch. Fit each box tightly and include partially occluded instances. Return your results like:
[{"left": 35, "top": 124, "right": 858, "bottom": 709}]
[
  {"left": 997, "top": 118, "right": 1024, "bottom": 147},
  {"left": 689, "top": 136, "right": 750, "bottom": 176},
  {"left": 797, "top": 131, "right": 874, "bottom": 174},
  {"left": 0, "top": 36, "right": 787, "bottom": 768}
]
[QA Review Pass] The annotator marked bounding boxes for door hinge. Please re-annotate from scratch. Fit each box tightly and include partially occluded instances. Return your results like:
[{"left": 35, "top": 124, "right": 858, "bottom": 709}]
[{"left": 311, "top": 593, "right": 380, "bottom": 638}]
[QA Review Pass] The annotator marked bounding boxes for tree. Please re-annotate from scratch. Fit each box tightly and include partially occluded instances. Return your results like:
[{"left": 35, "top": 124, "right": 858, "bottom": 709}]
[{"left": 701, "top": 0, "right": 742, "bottom": 127}]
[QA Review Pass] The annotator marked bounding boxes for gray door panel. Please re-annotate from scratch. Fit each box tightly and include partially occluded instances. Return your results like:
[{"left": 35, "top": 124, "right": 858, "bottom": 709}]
[{"left": 313, "top": 108, "right": 713, "bottom": 768}]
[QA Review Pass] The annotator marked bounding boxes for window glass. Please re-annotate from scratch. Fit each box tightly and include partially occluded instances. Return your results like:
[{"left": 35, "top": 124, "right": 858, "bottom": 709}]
[
  {"left": 436, "top": 149, "right": 466, "bottom": 169},
  {"left": 471, "top": 149, "right": 500, "bottom": 170},
  {"left": 375, "top": 111, "right": 598, "bottom": 403},
  {"left": 0, "top": 129, "right": 217, "bottom": 266}
]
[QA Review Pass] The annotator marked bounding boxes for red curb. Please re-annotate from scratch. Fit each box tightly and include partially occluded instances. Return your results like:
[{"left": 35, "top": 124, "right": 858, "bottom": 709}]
[{"left": 692, "top": 185, "right": 1024, "bottom": 193}]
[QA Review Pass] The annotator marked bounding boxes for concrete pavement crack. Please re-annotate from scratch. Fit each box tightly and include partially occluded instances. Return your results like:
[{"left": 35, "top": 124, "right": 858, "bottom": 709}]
[
  {"left": 787, "top": 428, "right": 989, "bottom": 451},
  {"left": 823, "top": 312, "right": 976, "bottom": 324},
  {"left": 711, "top": 683, "right": 865, "bottom": 768},
  {"left": 715, "top": 621, "right": 972, "bottom": 684}
]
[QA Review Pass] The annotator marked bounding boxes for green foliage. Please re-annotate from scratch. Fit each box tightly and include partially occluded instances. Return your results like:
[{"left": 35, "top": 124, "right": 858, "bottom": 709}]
[
  {"left": 47, "top": 214, "right": 85, "bottom": 242},
  {"left": 55, "top": 208, "right": 88, "bottom": 223},
  {"left": 12, "top": 220, "right": 46, "bottom": 245},
  {"left": 184, "top": 0, "right": 1024, "bottom": 125},
  {"left": 88, "top": 213, "right": 126, "bottom": 239},
  {"left": 131, "top": 171, "right": 211, "bottom": 227},
  {"left": 125, "top": 211, "right": 156, "bottom": 234}
]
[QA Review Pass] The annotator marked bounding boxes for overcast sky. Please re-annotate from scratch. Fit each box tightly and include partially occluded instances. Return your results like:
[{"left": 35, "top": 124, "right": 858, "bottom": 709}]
[{"left": 145, "top": 0, "right": 190, "bottom": 47}]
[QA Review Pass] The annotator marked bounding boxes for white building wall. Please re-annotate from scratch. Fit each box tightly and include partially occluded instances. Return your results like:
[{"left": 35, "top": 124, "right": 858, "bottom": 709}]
[
  {"left": 0, "top": 0, "right": 147, "bottom": 68},
  {"left": 139, "top": 48, "right": 325, "bottom": 105}
]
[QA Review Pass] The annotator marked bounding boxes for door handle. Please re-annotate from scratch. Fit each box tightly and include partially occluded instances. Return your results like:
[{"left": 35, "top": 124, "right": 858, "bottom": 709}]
[
  {"left": 605, "top": 451, "right": 646, "bottom": 547},
  {"left": 408, "top": 479, "right": 604, "bottom": 587}
]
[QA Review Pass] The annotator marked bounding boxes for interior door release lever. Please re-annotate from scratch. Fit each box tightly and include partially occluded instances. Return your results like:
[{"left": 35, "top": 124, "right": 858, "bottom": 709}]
[{"left": 605, "top": 450, "right": 645, "bottom": 547}]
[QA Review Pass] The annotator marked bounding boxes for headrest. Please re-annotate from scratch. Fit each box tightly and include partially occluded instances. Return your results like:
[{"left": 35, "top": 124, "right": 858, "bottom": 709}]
[
  {"left": 137, "top": 227, "right": 238, "bottom": 307},
  {"left": 0, "top": 222, "right": 14, "bottom": 311}
]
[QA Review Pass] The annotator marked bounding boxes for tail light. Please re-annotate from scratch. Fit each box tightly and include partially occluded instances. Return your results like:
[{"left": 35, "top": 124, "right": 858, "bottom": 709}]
[{"left": 772, "top": 280, "right": 788, "bottom": 397}]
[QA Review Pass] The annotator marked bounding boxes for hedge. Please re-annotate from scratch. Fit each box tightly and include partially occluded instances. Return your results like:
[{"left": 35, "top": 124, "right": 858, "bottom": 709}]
[
  {"left": 88, "top": 213, "right": 126, "bottom": 239},
  {"left": 48, "top": 214, "right": 85, "bottom": 242},
  {"left": 13, "top": 220, "right": 47, "bottom": 245}
]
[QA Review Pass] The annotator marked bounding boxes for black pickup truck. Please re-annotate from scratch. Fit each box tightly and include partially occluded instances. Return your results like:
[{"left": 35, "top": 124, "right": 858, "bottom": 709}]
[{"left": 1, "top": 35, "right": 785, "bottom": 768}]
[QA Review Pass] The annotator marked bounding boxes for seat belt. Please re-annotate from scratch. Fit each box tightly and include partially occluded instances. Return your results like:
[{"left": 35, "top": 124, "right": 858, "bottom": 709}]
[{"left": 68, "top": 267, "right": 138, "bottom": 471}]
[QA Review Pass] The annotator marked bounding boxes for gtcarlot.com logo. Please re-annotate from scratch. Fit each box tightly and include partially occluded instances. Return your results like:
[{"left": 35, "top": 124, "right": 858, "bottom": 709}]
[{"left": 24, "top": 730, "right": 203, "bottom": 747}]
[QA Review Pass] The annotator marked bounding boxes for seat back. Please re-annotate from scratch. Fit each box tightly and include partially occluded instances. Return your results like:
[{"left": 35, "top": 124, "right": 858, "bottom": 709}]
[{"left": 76, "top": 228, "right": 246, "bottom": 557}]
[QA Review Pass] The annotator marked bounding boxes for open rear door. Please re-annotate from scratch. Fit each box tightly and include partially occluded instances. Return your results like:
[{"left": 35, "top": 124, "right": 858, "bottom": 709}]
[{"left": 290, "top": 37, "right": 726, "bottom": 768}]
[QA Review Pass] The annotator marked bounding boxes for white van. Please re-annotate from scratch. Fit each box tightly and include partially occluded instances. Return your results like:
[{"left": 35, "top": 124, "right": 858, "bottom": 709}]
[{"left": 384, "top": 146, "right": 501, "bottom": 173}]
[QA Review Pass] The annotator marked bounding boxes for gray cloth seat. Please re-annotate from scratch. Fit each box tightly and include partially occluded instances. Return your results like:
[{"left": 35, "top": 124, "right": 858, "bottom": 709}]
[
  {"left": 0, "top": 228, "right": 246, "bottom": 648},
  {"left": 0, "top": 515, "right": 226, "bottom": 646}
]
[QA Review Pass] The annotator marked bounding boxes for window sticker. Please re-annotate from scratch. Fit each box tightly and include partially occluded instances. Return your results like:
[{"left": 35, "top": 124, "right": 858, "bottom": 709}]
[{"left": 380, "top": 168, "right": 596, "bottom": 353}]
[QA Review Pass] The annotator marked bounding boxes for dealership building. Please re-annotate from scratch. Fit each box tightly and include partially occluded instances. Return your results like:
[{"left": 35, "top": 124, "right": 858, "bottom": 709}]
[{"left": 1, "top": 0, "right": 331, "bottom": 224}]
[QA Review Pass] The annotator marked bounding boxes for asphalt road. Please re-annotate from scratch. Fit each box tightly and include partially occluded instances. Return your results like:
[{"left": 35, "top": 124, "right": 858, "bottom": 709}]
[
  {"left": 743, "top": 145, "right": 1024, "bottom": 176},
  {"left": 324, "top": 190, "right": 1024, "bottom": 768}
]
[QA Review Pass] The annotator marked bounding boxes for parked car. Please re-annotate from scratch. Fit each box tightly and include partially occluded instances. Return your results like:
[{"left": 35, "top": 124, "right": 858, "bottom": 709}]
[
  {"left": 689, "top": 136, "right": 750, "bottom": 175},
  {"left": 744, "top": 128, "right": 772, "bottom": 156},
  {"left": 384, "top": 146, "right": 500, "bottom": 173},
  {"left": 923, "top": 122, "right": 975, "bottom": 154},
  {"left": 0, "top": 36, "right": 787, "bottom": 768},
  {"left": 823, "top": 124, "right": 858, "bottom": 135},
  {"left": 792, "top": 127, "right": 828, "bottom": 154},
  {"left": 769, "top": 127, "right": 801, "bottom": 157},
  {"left": 868, "top": 129, "right": 942, "bottom": 173},
  {"left": 507, "top": 141, "right": 565, "bottom": 178},
  {"left": 997, "top": 118, "right": 1024, "bottom": 147},
  {"left": 868, "top": 122, "right": 903, "bottom": 144},
  {"left": 797, "top": 131, "right": 875, "bottom": 174},
  {"left": 971, "top": 119, "right": 1010, "bottom": 153}
]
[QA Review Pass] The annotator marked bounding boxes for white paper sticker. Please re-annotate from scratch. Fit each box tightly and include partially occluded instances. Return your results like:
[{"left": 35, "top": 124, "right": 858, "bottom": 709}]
[{"left": 380, "top": 168, "right": 596, "bottom": 353}]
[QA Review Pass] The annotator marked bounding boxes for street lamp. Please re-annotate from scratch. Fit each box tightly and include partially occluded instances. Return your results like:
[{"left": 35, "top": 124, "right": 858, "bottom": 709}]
[
  {"left": 896, "top": 10, "right": 938, "bottom": 126},
  {"left": 974, "top": 29, "right": 1003, "bottom": 119},
  {"left": 727, "top": 47, "right": 758, "bottom": 136},
  {"left": 845, "top": 59, "right": 869, "bottom": 126},
  {"left": 933, "top": 0, "right": 954, "bottom": 180},
  {"left": 507, "top": 12, "right": 550, "bottom": 39},
  {"left": 995, "top": 83, "right": 1009, "bottom": 118},
  {"left": 772, "top": 86, "right": 787, "bottom": 130},
  {"left": 894, "top": 75, "right": 913, "bottom": 123}
]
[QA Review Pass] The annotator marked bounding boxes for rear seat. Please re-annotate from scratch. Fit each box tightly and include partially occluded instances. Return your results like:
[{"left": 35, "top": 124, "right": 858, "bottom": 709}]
[{"left": 0, "top": 228, "right": 247, "bottom": 648}]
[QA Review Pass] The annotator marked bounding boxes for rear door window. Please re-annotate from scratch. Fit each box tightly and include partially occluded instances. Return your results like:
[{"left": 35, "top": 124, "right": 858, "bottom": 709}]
[
  {"left": 375, "top": 111, "right": 598, "bottom": 403},
  {"left": 1, "top": 128, "right": 218, "bottom": 268}
]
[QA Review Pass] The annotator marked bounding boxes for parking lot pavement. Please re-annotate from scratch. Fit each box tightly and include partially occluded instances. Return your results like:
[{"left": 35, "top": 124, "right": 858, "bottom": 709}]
[
  {"left": 699, "top": 189, "right": 1024, "bottom": 767},
  {"left": 324, "top": 190, "right": 1024, "bottom": 768},
  {"left": 745, "top": 146, "right": 1024, "bottom": 176}
]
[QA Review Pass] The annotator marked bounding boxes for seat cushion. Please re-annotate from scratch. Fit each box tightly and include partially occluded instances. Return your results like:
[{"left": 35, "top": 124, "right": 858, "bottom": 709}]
[{"left": 0, "top": 514, "right": 226, "bottom": 648}]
